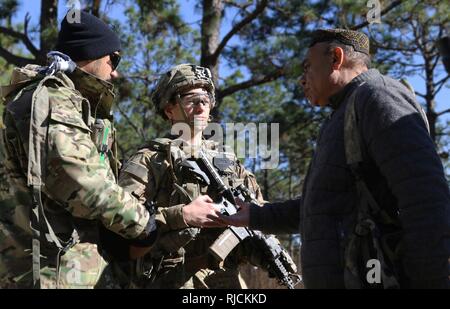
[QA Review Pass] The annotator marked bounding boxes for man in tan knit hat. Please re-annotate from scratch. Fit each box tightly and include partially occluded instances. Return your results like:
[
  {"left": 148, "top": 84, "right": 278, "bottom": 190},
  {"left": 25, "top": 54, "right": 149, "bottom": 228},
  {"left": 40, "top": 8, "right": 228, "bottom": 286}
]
[
  {"left": 218, "top": 28, "right": 450, "bottom": 289},
  {"left": 301, "top": 28, "right": 371, "bottom": 107}
]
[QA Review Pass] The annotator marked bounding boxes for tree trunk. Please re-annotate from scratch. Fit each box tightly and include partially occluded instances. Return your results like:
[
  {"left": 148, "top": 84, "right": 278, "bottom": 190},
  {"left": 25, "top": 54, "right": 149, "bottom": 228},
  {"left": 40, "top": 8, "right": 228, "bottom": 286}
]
[
  {"left": 263, "top": 168, "right": 269, "bottom": 200},
  {"left": 288, "top": 167, "right": 292, "bottom": 199},
  {"left": 200, "top": 0, "right": 222, "bottom": 87},
  {"left": 424, "top": 54, "right": 437, "bottom": 143},
  {"left": 91, "top": 0, "right": 101, "bottom": 17},
  {"left": 39, "top": 0, "right": 58, "bottom": 64}
]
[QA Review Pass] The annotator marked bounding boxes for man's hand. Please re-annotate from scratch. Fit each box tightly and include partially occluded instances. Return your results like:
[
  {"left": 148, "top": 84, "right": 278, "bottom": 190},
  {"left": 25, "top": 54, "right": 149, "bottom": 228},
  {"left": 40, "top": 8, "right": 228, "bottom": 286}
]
[
  {"left": 216, "top": 198, "right": 251, "bottom": 227},
  {"left": 182, "top": 195, "right": 225, "bottom": 228}
]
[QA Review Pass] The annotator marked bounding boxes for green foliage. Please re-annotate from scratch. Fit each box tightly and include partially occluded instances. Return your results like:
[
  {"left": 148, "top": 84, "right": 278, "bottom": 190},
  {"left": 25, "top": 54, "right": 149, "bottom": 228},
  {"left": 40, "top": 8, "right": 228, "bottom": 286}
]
[
  {"left": 110, "top": 1, "right": 198, "bottom": 158},
  {"left": 39, "top": 24, "right": 58, "bottom": 47},
  {"left": 0, "top": 7, "right": 17, "bottom": 127},
  {"left": 0, "top": 0, "right": 18, "bottom": 20},
  {"left": 368, "top": 0, "right": 449, "bottom": 79},
  {"left": 366, "top": 0, "right": 449, "bottom": 165}
]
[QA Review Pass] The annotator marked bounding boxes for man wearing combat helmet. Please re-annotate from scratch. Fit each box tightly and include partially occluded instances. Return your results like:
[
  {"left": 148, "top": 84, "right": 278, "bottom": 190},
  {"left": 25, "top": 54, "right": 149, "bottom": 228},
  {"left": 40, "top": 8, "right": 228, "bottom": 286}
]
[
  {"left": 218, "top": 28, "right": 450, "bottom": 289},
  {"left": 102, "top": 64, "right": 268, "bottom": 288}
]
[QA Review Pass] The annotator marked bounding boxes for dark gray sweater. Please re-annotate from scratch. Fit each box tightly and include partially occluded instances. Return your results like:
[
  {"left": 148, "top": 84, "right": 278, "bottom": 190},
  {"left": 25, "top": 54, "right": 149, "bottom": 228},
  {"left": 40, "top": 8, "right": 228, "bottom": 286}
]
[{"left": 250, "top": 69, "right": 450, "bottom": 288}]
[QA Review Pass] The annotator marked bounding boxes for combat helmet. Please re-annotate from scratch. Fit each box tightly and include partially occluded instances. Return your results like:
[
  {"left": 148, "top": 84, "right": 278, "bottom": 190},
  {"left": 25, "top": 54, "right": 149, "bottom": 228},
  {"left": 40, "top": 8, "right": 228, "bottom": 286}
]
[{"left": 151, "top": 64, "right": 215, "bottom": 118}]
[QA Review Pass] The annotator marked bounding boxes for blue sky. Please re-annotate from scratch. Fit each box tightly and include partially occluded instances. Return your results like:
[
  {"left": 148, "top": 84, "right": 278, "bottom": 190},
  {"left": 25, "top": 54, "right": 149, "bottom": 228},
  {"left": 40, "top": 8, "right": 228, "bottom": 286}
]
[{"left": 11, "top": 0, "right": 450, "bottom": 126}]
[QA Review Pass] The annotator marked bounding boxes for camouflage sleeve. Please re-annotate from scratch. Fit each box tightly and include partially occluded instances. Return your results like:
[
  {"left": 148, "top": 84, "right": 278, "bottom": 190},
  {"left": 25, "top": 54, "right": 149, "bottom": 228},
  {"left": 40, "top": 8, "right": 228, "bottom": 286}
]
[
  {"left": 44, "top": 91, "right": 149, "bottom": 239},
  {"left": 157, "top": 205, "right": 189, "bottom": 231},
  {"left": 235, "top": 161, "right": 266, "bottom": 204},
  {"left": 119, "top": 150, "right": 189, "bottom": 235}
]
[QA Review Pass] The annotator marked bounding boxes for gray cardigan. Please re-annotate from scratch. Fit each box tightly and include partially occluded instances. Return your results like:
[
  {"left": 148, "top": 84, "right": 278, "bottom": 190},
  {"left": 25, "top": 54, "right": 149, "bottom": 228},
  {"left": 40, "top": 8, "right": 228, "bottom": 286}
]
[{"left": 250, "top": 69, "right": 450, "bottom": 288}]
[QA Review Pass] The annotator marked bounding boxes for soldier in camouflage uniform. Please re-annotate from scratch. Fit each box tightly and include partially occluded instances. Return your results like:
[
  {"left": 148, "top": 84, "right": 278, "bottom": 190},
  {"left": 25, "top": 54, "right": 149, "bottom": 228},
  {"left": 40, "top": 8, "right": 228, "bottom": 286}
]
[
  {"left": 107, "top": 64, "right": 266, "bottom": 289},
  {"left": 0, "top": 11, "right": 160, "bottom": 289}
]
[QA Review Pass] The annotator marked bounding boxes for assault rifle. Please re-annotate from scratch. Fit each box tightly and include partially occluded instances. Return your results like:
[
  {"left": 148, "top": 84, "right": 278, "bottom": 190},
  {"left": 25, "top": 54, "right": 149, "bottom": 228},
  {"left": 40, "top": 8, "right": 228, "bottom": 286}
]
[{"left": 180, "top": 150, "right": 301, "bottom": 289}]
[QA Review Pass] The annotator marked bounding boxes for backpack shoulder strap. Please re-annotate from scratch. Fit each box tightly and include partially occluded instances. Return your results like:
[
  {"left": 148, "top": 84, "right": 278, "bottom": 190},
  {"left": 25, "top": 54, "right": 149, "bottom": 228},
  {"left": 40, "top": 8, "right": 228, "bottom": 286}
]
[
  {"left": 21, "top": 76, "right": 79, "bottom": 288},
  {"left": 344, "top": 84, "right": 365, "bottom": 168},
  {"left": 343, "top": 84, "right": 401, "bottom": 289},
  {"left": 344, "top": 83, "right": 387, "bottom": 216}
]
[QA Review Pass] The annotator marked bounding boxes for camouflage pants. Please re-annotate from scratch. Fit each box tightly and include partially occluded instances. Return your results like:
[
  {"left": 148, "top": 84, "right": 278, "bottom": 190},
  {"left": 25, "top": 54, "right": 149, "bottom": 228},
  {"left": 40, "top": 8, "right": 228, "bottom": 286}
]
[
  {"left": 98, "top": 253, "right": 248, "bottom": 289},
  {"left": 144, "top": 258, "right": 247, "bottom": 289}
]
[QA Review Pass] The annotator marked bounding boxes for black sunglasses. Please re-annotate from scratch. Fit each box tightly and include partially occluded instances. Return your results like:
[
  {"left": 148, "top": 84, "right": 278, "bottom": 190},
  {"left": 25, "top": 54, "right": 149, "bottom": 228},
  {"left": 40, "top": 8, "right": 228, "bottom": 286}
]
[{"left": 109, "top": 53, "right": 121, "bottom": 71}]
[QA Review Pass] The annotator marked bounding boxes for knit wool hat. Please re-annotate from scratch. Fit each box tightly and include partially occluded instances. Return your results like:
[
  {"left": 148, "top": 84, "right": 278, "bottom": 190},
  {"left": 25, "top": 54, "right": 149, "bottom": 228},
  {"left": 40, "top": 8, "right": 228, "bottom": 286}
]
[
  {"left": 55, "top": 10, "right": 121, "bottom": 61},
  {"left": 309, "top": 28, "right": 370, "bottom": 55}
]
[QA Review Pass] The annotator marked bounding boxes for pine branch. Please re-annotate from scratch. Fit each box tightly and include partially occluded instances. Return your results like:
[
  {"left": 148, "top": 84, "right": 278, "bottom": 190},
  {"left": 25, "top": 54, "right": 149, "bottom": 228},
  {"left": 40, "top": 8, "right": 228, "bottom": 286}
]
[
  {"left": 434, "top": 75, "right": 450, "bottom": 94},
  {"left": 437, "top": 108, "right": 450, "bottom": 117},
  {"left": 370, "top": 36, "right": 416, "bottom": 53},
  {"left": 351, "top": 0, "right": 404, "bottom": 30},
  {"left": 210, "top": 0, "right": 268, "bottom": 63},
  {"left": 217, "top": 67, "right": 284, "bottom": 100},
  {"left": 116, "top": 103, "right": 145, "bottom": 140},
  {"left": 415, "top": 91, "right": 426, "bottom": 98},
  {"left": 0, "top": 45, "right": 34, "bottom": 67},
  {"left": 223, "top": 0, "right": 252, "bottom": 11},
  {"left": 0, "top": 13, "right": 39, "bottom": 57}
]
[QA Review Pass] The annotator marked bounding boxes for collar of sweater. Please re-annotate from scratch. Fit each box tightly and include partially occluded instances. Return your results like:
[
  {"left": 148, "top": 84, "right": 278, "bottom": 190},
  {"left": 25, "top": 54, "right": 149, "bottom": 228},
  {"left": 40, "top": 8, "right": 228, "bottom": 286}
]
[{"left": 328, "top": 68, "right": 380, "bottom": 110}]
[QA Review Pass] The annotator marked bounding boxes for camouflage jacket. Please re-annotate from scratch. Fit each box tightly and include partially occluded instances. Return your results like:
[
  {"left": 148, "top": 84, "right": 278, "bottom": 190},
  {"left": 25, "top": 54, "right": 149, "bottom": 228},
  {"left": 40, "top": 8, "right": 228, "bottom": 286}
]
[
  {"left": 118, "top": 137, "right": 264, "bottom": 288},
  {"left": 0, "top": 65, "right": 151, "bottom": 288}
]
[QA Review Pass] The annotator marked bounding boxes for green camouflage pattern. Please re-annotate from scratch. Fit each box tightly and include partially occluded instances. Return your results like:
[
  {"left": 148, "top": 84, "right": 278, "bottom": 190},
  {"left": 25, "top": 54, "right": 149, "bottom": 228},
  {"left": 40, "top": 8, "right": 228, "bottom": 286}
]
[
  {"left": 0, "top": 242, "right": 111, "bottom": 289},
  {"left": 0, "top": 65, "right": 150, "bottom": 288},
  {"left": 113, "top": 137, "right": 264, "bottom": 288}
]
